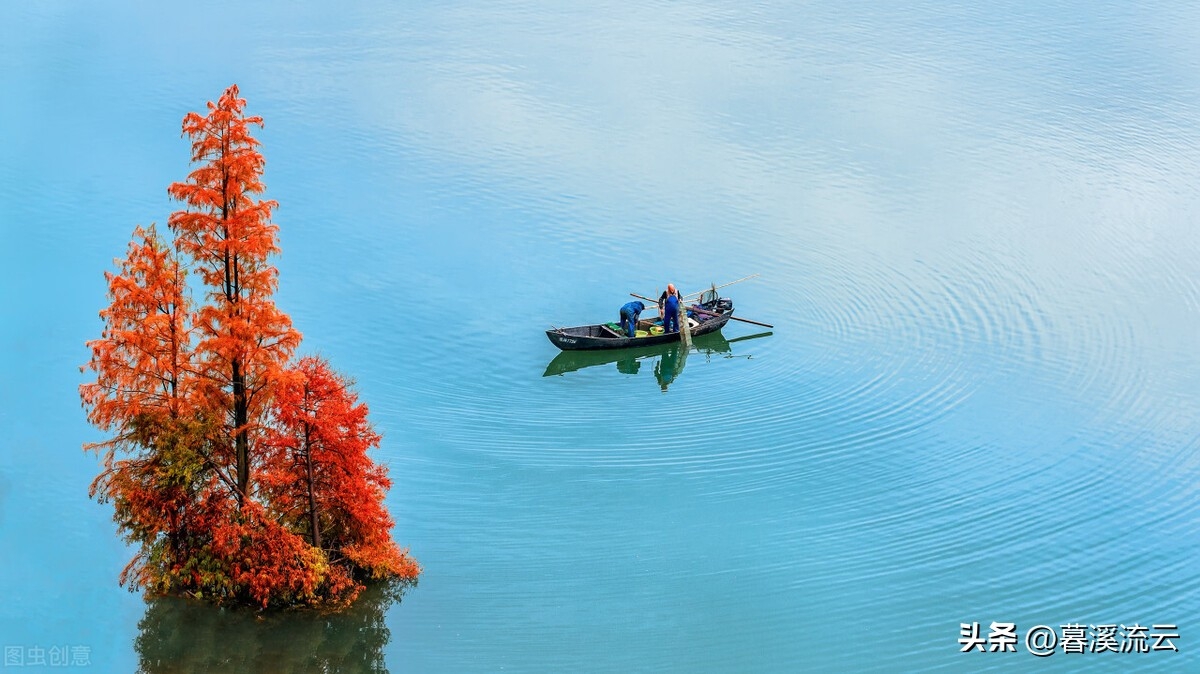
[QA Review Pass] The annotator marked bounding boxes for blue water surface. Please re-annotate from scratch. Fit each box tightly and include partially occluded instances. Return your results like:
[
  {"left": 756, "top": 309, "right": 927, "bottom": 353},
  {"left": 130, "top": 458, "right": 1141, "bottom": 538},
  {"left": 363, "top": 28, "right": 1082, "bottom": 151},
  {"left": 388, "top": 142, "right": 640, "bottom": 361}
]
[{"left": 2, "top": 1, "right": 1198, "bottom": 671}]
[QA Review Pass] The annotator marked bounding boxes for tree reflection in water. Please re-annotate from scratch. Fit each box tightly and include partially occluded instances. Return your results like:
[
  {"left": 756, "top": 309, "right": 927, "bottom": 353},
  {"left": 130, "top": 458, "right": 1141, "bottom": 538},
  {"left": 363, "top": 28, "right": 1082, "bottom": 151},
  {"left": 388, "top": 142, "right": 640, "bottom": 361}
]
[{"left": 135, "top": 580, "right": 413, "bottom": 674}]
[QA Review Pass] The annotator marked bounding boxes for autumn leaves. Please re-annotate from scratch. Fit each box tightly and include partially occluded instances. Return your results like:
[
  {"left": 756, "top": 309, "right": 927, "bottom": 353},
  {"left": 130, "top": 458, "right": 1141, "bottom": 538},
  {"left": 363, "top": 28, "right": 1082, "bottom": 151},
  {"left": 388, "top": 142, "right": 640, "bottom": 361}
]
[{"left": 81, "top": 85, "right": 418, "bottom": 609}]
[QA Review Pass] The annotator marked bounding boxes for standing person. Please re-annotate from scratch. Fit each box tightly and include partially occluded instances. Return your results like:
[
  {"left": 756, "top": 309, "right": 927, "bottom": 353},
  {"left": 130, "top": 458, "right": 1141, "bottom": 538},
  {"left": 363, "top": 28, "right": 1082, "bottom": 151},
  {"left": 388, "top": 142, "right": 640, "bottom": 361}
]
[
  {"left": 619, "top": 300, "right": 645, "bottom": 337},
  {"left": 657, "top": 283, "right": 680, "bottom": 319},
  {"left": 662, "top": 285, "right": 681, "bottom": 334}
]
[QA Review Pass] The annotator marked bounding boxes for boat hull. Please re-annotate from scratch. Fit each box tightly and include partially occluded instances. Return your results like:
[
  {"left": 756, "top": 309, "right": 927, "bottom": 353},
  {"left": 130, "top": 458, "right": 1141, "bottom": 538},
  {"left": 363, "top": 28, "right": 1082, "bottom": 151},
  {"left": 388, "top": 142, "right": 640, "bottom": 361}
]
[
  {"left": 546, "top": 309, "right": 732, "bottom": 351},
  {"left": 543, "top": 332, "right": 734, "bottom": 376}
]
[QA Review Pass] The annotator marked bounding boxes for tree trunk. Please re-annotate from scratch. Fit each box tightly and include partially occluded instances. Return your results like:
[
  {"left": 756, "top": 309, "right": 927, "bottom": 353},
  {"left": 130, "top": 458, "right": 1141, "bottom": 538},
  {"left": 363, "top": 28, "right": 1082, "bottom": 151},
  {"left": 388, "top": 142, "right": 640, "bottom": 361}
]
[
  {"left": 232, "top": 358, "right": 249, "bottom": 508},
  {"left": 304, "top": 422, "right": 321, "bottom": 549}
]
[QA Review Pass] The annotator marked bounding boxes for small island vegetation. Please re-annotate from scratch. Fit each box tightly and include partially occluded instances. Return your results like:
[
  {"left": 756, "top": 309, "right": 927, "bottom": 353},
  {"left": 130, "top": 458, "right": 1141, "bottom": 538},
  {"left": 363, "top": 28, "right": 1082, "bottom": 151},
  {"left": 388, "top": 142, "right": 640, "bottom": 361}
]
[{"left": 80, "top": 85, "right": 419, "bottom": 609}]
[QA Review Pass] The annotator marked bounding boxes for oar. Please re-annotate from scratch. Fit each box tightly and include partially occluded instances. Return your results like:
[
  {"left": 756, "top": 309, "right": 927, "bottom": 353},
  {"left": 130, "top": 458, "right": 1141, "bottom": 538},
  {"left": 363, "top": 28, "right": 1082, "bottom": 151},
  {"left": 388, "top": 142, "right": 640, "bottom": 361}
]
[
  {"left": 688, "top": 304, "right": 774, "bottom": 328},
  {"left": 634, "top": 274, "right": 759, "bottom": 307},
  {"left": 629, "top": 293, "right": 774, "bottom": 329},
  {"left": 727, "top": 331, "right": 773, "bottom": 344},
  {"left": 681, "top": 274, "right": 759, "bottom": 300}
]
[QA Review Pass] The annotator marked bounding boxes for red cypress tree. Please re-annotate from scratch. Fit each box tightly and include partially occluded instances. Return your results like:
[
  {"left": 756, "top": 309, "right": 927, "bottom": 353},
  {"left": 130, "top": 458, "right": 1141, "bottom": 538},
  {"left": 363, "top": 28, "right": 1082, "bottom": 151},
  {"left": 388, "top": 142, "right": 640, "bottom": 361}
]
[
  {"left": 84, "top": 86, "right": 418, "bottom": 609},
  {"left": 263, "top": 356, "right": 419, "bottom": 603},
  {"left": 82, "top": 224, "right": 193, "bottom": 432},
  {"left": 80, "top": 224, "right": 220, "bottom": 590},
  {"left": 167, "top": 84, "right": 301, "bottom": 508}
]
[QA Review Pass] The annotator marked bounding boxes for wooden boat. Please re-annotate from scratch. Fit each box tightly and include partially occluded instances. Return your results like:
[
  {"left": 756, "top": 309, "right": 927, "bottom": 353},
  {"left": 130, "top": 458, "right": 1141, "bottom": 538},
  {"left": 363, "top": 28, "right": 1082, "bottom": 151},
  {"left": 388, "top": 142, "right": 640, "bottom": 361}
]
[
  {"left": 546, "top": 296, "right": 734, "bottom": 351},
  {"left": 543, "top": 332, "right": 735, "bottom": 376}
]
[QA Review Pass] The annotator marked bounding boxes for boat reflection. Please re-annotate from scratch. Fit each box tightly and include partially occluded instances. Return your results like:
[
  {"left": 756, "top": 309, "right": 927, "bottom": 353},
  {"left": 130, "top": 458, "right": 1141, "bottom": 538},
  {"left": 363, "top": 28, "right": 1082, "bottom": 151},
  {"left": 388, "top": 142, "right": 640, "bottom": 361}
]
[{"left": 543, "top": 331, "right": 772, "bottom": 391}]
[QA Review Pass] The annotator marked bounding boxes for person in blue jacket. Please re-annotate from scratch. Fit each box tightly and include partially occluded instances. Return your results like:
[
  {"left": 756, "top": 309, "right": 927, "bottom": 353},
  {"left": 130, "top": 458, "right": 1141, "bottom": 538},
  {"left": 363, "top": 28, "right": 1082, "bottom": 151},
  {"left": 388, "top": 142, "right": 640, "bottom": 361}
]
[
  {"left": 619, "top": 300, "right": 645, "bottom": 337},
  {"left": 662, "top": 284, "right": 681, "bottom": 334}
]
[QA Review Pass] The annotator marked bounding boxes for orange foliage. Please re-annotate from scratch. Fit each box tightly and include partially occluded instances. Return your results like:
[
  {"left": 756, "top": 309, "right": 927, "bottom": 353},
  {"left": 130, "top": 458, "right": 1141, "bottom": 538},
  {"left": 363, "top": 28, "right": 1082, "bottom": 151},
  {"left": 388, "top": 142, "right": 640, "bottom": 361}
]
[
  {"left": 167, "top": 84, "right": 301, "bottom": 506},
  {"left": 263, "top": 357, "right": 420, "bottom": 600},
  {"left": 80, "top": 225, "right": 222, "bottom": 575},
  {"left": 81, "top": 85, "right": 418, "bottom": 610},
  {"left": 82, "top": 224, "right": 193, "bottom": 440}
]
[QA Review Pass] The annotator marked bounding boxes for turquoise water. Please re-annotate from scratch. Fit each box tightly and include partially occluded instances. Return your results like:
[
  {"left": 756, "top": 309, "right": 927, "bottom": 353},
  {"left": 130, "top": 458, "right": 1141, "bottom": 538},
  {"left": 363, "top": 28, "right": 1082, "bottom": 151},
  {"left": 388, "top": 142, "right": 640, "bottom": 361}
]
[{"left": 3, "top": 1, "right": 1199, "bottom": 671}]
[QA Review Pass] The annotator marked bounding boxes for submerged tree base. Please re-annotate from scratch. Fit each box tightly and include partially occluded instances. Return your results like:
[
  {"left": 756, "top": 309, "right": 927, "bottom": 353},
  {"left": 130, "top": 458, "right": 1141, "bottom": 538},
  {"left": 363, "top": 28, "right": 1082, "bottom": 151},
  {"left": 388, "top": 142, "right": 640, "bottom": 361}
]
[
  {"left": 122, "top": 499, "right": 420, "bottom": 611},
  {"left": 136, "top": 578, "right": 416, "bottom": 673}
]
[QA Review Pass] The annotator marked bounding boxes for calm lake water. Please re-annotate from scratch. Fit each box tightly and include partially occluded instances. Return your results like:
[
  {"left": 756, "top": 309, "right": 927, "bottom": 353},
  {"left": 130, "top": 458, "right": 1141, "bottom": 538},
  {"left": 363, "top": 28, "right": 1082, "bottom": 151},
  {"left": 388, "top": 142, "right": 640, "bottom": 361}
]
[{"left": 3, "top": 1, "right": 1199, "bottom": 671}]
